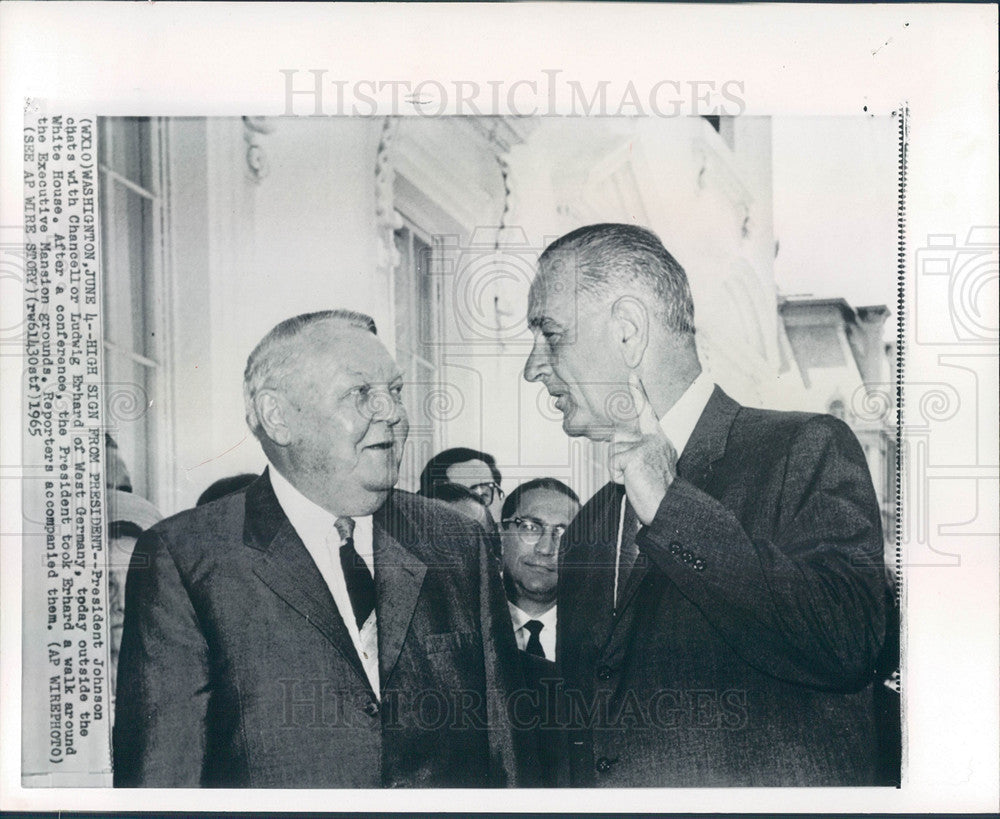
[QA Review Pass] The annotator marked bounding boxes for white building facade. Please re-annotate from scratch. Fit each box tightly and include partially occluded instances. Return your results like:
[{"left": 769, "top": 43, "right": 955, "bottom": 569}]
[{"left": 98, "top": 115, "right": 893, "bottom": 534}]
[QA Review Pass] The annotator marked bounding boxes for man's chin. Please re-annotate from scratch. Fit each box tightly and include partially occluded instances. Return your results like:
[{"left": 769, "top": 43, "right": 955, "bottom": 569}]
[
  {"left": 357, "top": 463, "right": 399, "bottom": 496},
  {"left": 560, "top": 410, "right": 585, "bottom": 437},
  {"left": 364, "top": 474, "right": 398, "bottom": 494},
  {"left": 561, "top": 414, "right": 610, "bottom": 441}
]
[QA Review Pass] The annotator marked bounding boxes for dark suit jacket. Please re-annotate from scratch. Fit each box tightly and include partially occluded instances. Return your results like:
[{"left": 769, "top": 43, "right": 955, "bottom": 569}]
[
  {"left": 557, "top": 386, "right": 891, "bottom": 787},
  {"left": 517, "top": 650, "right": 562, "bottom": 787},
  {"left": 113, "top": 471, "right": 536, "bottom": 787}
]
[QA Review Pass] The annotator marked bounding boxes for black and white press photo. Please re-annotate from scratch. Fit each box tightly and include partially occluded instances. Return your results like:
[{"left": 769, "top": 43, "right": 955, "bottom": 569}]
[
  {"left": 4, "top": 5, "right": 997, "bottom": 815},
  {"left": 21, "top": 112, "right": 902, "bottom": 789}
]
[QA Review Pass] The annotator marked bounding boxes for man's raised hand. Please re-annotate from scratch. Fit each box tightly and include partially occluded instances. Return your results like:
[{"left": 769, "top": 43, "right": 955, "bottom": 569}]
[{"left": 609, "top": 373, "right": 679, "bottom": 525}]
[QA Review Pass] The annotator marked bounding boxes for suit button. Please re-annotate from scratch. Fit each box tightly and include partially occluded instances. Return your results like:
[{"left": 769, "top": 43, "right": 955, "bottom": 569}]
[
  {"left": 681, "top": 549, "right": 694, "bottom": 563},
  {"left": 595, "top": 756, "right": 618, "bottom": 773},
  {"left": 596, "top": 665, "right": 613, "bottom": 681},
  {"left": 669, "top": 541, "right": 682, "bottom": 555},
  {"left": 693, "top": 558, "right": 706, "bottom": 572},
  {"left": 363, "top": 700, "right": 379, "bottom": 717}
]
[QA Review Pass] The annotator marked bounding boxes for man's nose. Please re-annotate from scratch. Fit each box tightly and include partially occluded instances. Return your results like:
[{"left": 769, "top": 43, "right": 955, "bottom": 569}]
[
  {"left": 369, "top": 389, "right": 404, "bottom": 424},
  {"left": 534, "top": 530, "right": 558, "bottom": 556},
  {"left": 523, "top": 336, "right": 550, "bottom": 383}
]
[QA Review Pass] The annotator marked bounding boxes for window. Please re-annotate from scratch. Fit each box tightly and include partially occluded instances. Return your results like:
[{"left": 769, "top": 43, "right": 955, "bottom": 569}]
[
  {"left": 393, "top": 218, "right": 443, "bottom": 490},
  {"left": 98, "top": 118, "right": 168, "bottom": 503}
]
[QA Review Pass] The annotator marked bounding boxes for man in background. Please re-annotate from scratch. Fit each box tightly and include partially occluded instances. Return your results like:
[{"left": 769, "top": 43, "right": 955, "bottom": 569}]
[
  {"left": 499, "top": 478, "right": 580, "bottom": 663},
  {"left": 499, "top": 477, "right": 581, "bottom": 786},
  {"left": 523, "top": 223, "right": 890, "bottom": 786},
  {"left": 114, "top": 309, "right": 534, "bottom": 788},
  {"left": 419, "top": 447, "right": 505, "bottom": 523}
]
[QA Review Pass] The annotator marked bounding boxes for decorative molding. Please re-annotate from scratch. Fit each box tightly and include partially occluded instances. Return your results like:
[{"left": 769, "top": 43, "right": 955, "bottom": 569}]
[
  {"left": 392, "top": 121, "right": 498, "bottom": 229},
  {"left": 462, "top": 116, "right": 537, "bottom": 154},
  {"left": 692, "top": 135, "right": 754, "bottom": 240},
  {"left": 374, "top": 116, "right": 402, "bottom": 275},
  {"left": 242, "top": 116, "right": 276, "bottom": 182}
]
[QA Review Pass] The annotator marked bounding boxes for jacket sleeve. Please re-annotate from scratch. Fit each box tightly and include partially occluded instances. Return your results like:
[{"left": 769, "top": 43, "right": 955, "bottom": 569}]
[
  {"left": 476, "top": 527, "right": 542, "bottom": 787},
  {"left": 113, "top": 528, "right": 211, "bottom": 786},
  {"left": 638, "top": 414, "right": 887, "bottom": 691}
]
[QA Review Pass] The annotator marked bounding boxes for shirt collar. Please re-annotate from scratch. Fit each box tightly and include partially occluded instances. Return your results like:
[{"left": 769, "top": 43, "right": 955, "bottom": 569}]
[
  {"left": 658, "top": 370, "right": 715, "bottom": 458},
  {"left": 507, "top": 600, "right": 556, "bottom": 631},
  {"left": 269, "top": 464, "right": 337, "bottom": 548},
  {"left": 268, "top": 464, "right": 374, "bottom": 557}
]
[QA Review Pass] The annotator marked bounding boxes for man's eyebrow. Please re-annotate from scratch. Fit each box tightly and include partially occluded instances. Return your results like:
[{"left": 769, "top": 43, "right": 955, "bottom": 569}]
[{"left": 527, "top": 315, "right": 562, "bottom": 331}]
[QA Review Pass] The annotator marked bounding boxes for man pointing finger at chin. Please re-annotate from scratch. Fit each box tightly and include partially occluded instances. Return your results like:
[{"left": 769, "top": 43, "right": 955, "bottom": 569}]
[
  {"left": 524, "top": 223, "right": 890, "bottom": 787},
  {"left": 609, "top": 372, "right": 679, "bottom": 526}
]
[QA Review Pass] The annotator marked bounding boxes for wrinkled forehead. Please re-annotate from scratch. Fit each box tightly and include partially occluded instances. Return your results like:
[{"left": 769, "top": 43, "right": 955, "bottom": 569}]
[
  {"left": 516, "top": 487, "right": 580, "bottom": 523},
  {"left": 445, "top": 459, "right": 494, "bottom": 485},
  {"left": 296, "top": 322, "right": 399, "bottom": 381},
  {"left": 528, "top": 254, "right": 582, "bottom": 322}
]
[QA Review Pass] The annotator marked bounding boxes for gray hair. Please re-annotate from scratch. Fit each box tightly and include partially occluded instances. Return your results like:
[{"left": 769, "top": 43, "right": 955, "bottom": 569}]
[
  {"left": 243, "top": 310, "right": 377, "bottom": 439},
  {"left": 539, "top": 223, "right": 695, "bottom": 335}
]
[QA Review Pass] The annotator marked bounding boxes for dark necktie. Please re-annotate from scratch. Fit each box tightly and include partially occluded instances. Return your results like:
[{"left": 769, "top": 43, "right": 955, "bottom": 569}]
[
  {"left": 615, "top": 499, "right": 642, "bottom": 608},
  {"left": 524, "top": 620, "right": 546, "bottom": 659},
  {"left": 335, "top": 516, "right": 376, "bottom": 631}
]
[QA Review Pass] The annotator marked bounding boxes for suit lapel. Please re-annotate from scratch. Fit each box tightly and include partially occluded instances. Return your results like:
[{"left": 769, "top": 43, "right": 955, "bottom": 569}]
[
  {"left": 244, "top": 469, "right": 371, "bottom": 689},
  {"left": 610, "top": 387, "right": 741, "bottom": 626},
  {"left": 675, "top": 385, "right": 739, "bottom": 487},
  {"left": 373, "top": 493, "right": 427, "bottom": 687}
]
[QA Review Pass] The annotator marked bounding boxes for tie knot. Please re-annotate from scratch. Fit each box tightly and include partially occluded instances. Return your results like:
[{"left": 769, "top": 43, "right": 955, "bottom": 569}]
[
  {"left": 334, "top": 516, "right": 356, "bottom": 544},
  {"left": 524, "top": 619, "right": 544, "bottom": 637}
]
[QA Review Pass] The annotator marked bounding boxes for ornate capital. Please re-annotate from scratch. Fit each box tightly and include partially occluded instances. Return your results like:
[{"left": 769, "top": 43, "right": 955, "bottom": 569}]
[
  {"left": 374, "top": 117, "right": 402, "bottom": 273},
  {"left": 242, "top": 116, "right": 276, "bottom": 182}
]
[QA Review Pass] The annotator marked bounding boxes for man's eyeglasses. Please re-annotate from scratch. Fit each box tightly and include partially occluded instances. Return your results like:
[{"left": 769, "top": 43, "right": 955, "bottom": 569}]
[
  {"left": 468, "top": 481, "right": 504, "bottom": 506},
  {"left": 502, "top": 516, "right": 567, "bottom": 548}
]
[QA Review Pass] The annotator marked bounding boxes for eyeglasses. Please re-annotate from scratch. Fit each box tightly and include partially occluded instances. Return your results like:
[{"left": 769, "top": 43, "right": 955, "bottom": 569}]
[
  {"left": 349, "top": 384, "right": 405, "bottom": 421},
  {"left": 502, "top": 516, "right": 567, "bottom": 548},
  {"left": 468, "top": 481, "right": 504, "bottom": 506}
]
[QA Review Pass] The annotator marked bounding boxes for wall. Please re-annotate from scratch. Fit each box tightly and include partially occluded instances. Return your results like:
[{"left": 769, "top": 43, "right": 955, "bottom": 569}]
[
  {"left": 160, "top": 117, "right": 383, "bottom": 512},
  {"left": 151, "top": 115, "right": 842, "bottom": 512}
]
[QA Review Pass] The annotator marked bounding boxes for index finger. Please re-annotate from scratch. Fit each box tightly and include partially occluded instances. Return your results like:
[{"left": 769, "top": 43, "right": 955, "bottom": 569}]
[{"left": 628, "top": 372, "right": 661, "bottom": 436}]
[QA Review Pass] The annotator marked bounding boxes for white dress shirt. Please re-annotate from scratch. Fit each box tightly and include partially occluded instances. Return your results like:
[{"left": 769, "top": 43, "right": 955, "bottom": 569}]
[
  {"left": 269, "top": 465, "right": 380, "bottom": 696},
  {"left": 658, "top": 369, "right": 716, "bottom": 458},
  {"left": 507, "top": 601, "right": 557, "bottom": 660}
]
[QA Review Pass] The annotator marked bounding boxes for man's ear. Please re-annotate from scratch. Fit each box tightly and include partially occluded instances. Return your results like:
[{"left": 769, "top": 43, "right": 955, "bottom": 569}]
[
  {"left": 255, "top": 389, "right": 293, "bottom": 446},
  {"left": 611, "top": 295, "right": 649, "bottom": 369}
]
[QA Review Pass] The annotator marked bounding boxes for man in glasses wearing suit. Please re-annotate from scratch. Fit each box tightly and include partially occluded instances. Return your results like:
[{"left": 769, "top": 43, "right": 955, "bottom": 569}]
[
  {"left": 419, "top": 447, "right": 506, "bottom": 524},
  {"left": 499, "top": 477, "right": 581, "bottom": 786},
  {"left": 114, "top": 310, "right": 535, "bottom": 788},
  {"left": 499, "top": 478, "right": 580, "bottom": 663}
]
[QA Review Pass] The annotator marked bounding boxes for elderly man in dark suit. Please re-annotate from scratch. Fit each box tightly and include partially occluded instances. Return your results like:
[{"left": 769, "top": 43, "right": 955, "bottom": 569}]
[
  {"left": 523, "top": 224, "right": 891, "bottom": 786},
  {"left": 114, "top": 310, "right": 535, "bottom": 787}
]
